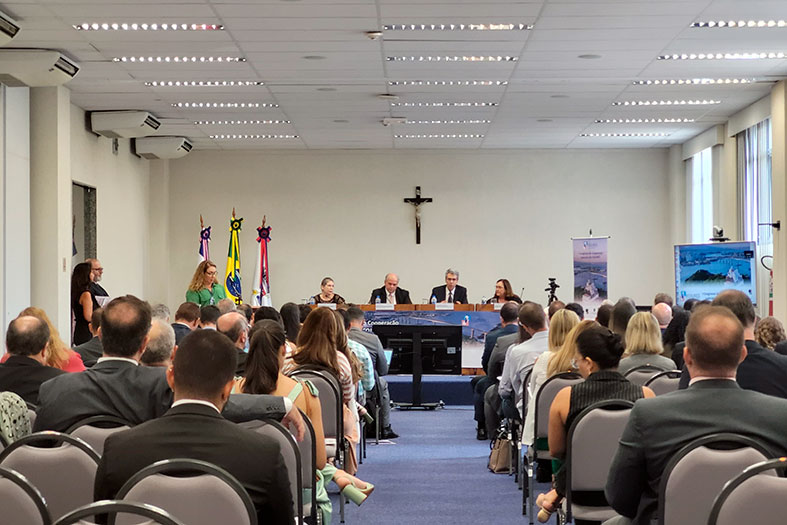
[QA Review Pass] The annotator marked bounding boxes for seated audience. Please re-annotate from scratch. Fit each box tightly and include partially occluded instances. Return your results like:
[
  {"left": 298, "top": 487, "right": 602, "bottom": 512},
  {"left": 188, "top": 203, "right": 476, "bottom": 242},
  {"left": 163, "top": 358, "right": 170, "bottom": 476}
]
[
  {"left": 653, "top": 292, "right": 673, "bottom": 307},
  {"left": 237, "top": 303, "right": 253, "bottom": 323},
  {"left": 253, "top": 306, "right": 283, "bottom": 326},
  {"left": 298, "top": 304, "right": 311, "bottom": 323},
  {"left": 617, "top": 312, "right": 676, "bottom": 375},
  {"left": 610, "top": 298, "right": 636, "bottom": 341},
  {"left": 312, "top": 277, "right": 346, "bottom": 305},
  {"left": 535, "top": 326, "right": 655, "bottom": 519},
  {"left": 662, "top": 307, "right": 690, "bottom": 363},
  {"left": 95, "top": 329, "right": 294, "bottom": 525},
  {"left": 0, "top": 316, "right": 65, "bottom": 404},
  {"left": 595, "top": 303, "right": 613, "bottom": 328},
  {"left": 338, "top": 310, "right": 375, "bottom": 396},
  {"left": 217, "top": 297, "right": 237, "bottom": 314},
  {"left": 73, "top": 308, "right": 103, "bottom": 367},
  {"left": 564, "top": 302, "right": 584, "bottom": 320},
  {"left": 171, "top": 301, "right": 200, "bottom": 345},
  {"left": 486, "top": 278, "right": 522, "bottom": 304},
  {"left": 217, "top": 312, "right": 250, "bottom": 375},
  {"left": 547, "top": 301, "right": 566, "bottom": 321},
  {"left": 754, "top": 316, "right": 786, "bottom": 350},
  {"left": 199, "top": 304, "right": 220, "bottom": 329},
  {"left": 605, "top": 306, "right": 787, "bottom": 525},
  {"left": 18, "top": 306, "right": 85, "bottom": 372},
  {"left": 151, "top": 303, "right": 170, "bottom": 322},
  {"left": 280, "top": 302, "right": 301, "bottom": 349},
  {"left": 651, "top": 302, "right": 672, "bottom": 333},
  {"left": 140, "top": 319, "right": 175, "bottom": 368}
]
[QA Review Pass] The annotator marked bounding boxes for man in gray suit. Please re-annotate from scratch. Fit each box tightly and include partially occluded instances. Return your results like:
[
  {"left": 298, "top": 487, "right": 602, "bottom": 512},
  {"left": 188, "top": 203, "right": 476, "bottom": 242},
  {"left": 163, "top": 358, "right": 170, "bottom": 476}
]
[{"left": 604, "top": 306, "right": 787, "bottom": 525}]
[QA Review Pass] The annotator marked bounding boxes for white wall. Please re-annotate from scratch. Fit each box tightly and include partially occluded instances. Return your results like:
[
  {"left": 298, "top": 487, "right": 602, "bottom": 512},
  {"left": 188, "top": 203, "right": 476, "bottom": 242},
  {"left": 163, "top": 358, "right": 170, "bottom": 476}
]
[{"left": 165, "top": 149, "right": 673, "bottom": 310}]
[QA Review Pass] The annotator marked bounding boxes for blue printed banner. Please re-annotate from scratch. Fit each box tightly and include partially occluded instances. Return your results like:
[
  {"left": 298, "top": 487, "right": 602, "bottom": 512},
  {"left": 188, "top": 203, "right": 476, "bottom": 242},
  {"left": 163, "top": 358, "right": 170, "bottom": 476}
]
[{"left": 573, "top": 237, "right": 609, "bottom": 319}]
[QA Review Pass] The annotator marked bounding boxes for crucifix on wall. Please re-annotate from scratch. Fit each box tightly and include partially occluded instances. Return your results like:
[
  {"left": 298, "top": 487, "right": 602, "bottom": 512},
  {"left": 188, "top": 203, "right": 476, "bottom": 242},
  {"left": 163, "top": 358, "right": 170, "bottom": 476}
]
[{"left": 403, "top": 186, "right": 433, "bottom": 244}]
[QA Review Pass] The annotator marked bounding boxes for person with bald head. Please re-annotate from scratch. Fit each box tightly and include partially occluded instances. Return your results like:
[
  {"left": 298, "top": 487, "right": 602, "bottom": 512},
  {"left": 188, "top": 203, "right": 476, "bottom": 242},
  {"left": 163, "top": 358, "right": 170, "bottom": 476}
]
[
  {"left": 0, "top": 316, "right": 66, "bottom": 404},
  {"left": 604, "top": 306, "right": 787, "bottom": 525},
  {"left": 140, "top": 319, "right": 176, "bottom": 368},
  {"left": 369, "top": 273, "right": 412, "bottom": 305},
  {"left": 217, "top": 311, "right": 250, "bottom": 375},
  {"left": 651, "top": 302, "right": 672, "bottom": 333}
]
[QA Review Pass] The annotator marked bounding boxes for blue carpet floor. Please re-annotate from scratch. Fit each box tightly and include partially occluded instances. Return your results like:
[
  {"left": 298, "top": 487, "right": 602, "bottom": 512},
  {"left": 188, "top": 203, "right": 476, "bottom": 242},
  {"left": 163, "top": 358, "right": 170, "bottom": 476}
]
[{"left": 329, "top": 406, "right": 556, "bottom": 524}]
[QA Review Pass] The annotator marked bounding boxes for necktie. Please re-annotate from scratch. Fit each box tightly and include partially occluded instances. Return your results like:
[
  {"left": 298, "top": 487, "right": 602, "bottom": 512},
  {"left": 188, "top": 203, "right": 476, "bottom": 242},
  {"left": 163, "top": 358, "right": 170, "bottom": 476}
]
[
  {"left": 388, "top": 293, "right": 394, "bottom": 304},
  {"left": 448, "top": 291, "right": 453, "bottom": 303}
]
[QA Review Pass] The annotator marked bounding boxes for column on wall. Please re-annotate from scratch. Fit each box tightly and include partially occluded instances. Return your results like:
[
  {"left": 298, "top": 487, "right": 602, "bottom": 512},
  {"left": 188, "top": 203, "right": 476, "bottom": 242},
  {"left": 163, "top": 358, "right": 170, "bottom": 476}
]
[
  {"left": 771, "top": 81, "right": 787, "bottom": 321},
  {"left": 29, "top": 86, "right": 72, "bottom": 338},
  {"left": 146, "top": 159, "right": 170, "bottom": 305}
]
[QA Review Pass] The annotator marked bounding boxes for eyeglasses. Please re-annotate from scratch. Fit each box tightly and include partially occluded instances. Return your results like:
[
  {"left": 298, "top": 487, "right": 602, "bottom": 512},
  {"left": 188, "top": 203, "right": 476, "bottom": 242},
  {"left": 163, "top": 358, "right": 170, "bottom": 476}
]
[
  {"left": 205, "top": 271, "right": 217, "bottom": 276},
  {"left": 93, "top": 267, "right": 103, "bottom": 272}
]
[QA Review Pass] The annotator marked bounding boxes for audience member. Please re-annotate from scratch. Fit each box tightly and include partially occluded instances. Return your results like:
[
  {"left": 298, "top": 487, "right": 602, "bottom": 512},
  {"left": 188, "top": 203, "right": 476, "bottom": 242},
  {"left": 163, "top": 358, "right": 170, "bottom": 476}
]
[
  {"left": 280, "top": 302, "right": 301, "bottom": 345},
  {"left": 682, "top": 298, "right": 698, "bottom": 311},
  {"left": 617, "top": 312, "right": 676, "bottom": 375},
  {"left": 651, "top": 302, "right": 672, "bottom": 333},
  {"left": 547, "top": 300, "right": 566, "bottom": 320},
  {"left": 311, "top": 277, "right": 346, "bottom": 305},
  {"left": 217, "top": 298, "right": 237, "bottom": 315},
  {"left": 199, "top": 304, "right": 220, "bottom": 329},
  {"left": 95, "top": 328, "right": 294, "bottom": 525},
  {"left": 564, "top": 302, "right": 584, "bottom": 320},
  {"left": 237, "top": 303, "right": 253, "bottom": 323},
  {"left": 150, "top": 303, "right": 170, "bottom": 322},
  {"left": 185, "top": 260, "right": 226, "bottom": 307},
  {"left": 73, "top": 308, "right": 103, "bottom": 367},
  {"left": 596, "top": 303, "right": 613, "bottom": 328},
  {"left": 776, "top": 339, "right": 787, "bottom": 356},
  {"left": 253, "top": 306, "right": 283, "bottom": 326},
  {"left": 662, "top": 307, "right": 690, "bottom": 363},
  {"left": 338, "top": 310, "right": 374, "bottom": 396},
  {"left": 71, "top": 262, "right": 94, "bottom": 346},
  {"left": 140, "top": 319, "right": 175, "bottom": 367},
  {"left": 217, "top": 312, "right": 250, "bottom": 375},
  {"left": 369, "top": 273, "right": 412, "bottom": 305},
  {"left": 605, "top": 306, "right": 787, "bottom": 525},
  {"left": 754, "top": 316, "right": 786, "bottom": 350},
  {"left": 653, "top": 292, "right": 673, "bottom": 307},
  {"left": 171, "top": 301, "right": 200, "bottom": 345},
  {"left": 18, "top": 307, "right": 85, "bottom": 372},
  {"left": 298, "top": 304, "right": 311, "bottom": 323},
  {"left": 0, "top": 316, "right": 65, "bottom": 404},
  {"left": 610, "top": 297, "right": 636, "bottom": 341},
  {"left": 331, "top": 309, "right": 367, "bottom": 467}
]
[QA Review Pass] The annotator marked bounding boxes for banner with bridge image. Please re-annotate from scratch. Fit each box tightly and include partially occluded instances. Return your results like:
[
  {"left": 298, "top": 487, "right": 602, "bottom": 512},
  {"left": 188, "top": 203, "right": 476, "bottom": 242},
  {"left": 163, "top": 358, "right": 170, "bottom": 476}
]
[{"left": 573, "top": 237, "right": 609, "bottom": 320}]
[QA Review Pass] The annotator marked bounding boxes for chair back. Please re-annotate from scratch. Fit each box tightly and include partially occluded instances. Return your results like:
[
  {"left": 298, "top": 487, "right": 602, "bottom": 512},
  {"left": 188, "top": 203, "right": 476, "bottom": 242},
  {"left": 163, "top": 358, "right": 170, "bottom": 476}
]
[
  {"left": 518, "top": 364, "right": 534, "bottom": 421},
  {"left": 114, "top": 458, "right": 257, "bottom": 525},
  {"left": 623, "top": 365, "right": 666, "bottom": 386},
  {"left": 65, "top": 415, "right": 132, "bottom": 456},
  {"left": 644, "top": 370, "right": 681, "bottom": 396},
  {"left": 297, "top": 408, "right": 317, "bottom": 523},
  {"left": 708, "top": 457, "right": 787, "bottom": 525},
  {"left": 0, "top": 466, "right": 51, "bottom": 525},
  {"left": 0, "top": 431, "right": 99, "bottom": 521},
  {"left": 533, "top": 372, "right": 583, "bottom": 443},
  {"left": 290, "top": 368, "right": 343, "bottom": 460},
  {"left": 55, "top": 500, "right": 184, "bottom": 525},
  {"left": 0, "top": 391, "right": 32, "bottom": 444},
  {"left": 659, "top": 433, "right": 773, "bottom": 525}
]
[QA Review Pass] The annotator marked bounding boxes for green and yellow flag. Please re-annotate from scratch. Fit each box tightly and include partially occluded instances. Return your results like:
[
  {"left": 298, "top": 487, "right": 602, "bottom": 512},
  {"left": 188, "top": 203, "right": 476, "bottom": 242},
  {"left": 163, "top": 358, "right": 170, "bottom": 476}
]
[{"left": 224, "top": 209, "right": 243, "bottom": 305}]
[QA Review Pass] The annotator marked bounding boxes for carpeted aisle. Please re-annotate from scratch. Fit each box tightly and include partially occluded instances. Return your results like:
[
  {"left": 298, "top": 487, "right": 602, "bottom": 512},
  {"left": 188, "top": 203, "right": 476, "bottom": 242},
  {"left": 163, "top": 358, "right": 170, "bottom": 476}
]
[{"left": 329, "top": 406, "right": 556, "bottom": 524}]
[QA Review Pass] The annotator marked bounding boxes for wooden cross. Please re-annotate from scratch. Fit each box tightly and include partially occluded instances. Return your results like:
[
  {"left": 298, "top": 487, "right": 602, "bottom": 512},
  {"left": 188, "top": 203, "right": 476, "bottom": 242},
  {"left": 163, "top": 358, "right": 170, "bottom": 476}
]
[{"left": 403, "top": 186, "right": 433, "bottom": 244}]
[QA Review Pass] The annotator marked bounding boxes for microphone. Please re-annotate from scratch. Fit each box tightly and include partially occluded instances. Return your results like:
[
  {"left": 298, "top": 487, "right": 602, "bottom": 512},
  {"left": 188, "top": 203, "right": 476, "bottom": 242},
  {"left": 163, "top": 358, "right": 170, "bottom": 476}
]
[{"left": 520, "top": 287, "right": 525, "bottom": 299}]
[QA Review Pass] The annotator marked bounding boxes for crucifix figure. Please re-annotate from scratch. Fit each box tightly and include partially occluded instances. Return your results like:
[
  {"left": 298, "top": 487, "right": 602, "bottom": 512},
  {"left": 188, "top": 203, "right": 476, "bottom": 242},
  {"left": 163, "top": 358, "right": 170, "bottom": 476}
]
[{"left": 403, "top": 186, "right": 433, "bottom": 244}]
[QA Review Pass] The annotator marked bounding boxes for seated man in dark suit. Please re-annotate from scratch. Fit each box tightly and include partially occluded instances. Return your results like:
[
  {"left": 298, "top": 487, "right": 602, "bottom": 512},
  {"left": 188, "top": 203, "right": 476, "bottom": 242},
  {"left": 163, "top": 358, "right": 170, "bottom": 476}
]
[
  {"left": 140, "top": 319, "right": 175, "bottom": 368},
  {"left": 369, "top": 273, "right": 412, "bottom": 304},
  {"left": 677, "top": 289, "right": 787, "bottom": 397},
  {"left": 604, "top": 306, "right": 787, "bottom": 525},
  {"left": 95, "top": 329, "right": 293, "bottom": 524},
  {"left": 430, "top": 268, "right": 468, "bottom": 304},
  {"left": 217, "top": 312, "right": 250, "bottom": 375},
  {"left": 73, "top": 308, "right": 103, "bottom": 367},
  {"left": 171, "top": 301, "right": 199, "bottom": 345},
  {"left": 35, "top": 295, "right": 301, "bottom": 436},
  {"left": 0, "top": 316, "right": 65, "bottom": 404}
]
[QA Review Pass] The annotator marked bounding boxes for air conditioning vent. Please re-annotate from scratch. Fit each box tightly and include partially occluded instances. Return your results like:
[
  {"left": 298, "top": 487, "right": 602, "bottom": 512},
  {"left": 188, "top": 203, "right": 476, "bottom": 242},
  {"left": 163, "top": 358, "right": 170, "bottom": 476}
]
[{"left": 90, "top": 111, "right": 161, "bottom": 138}]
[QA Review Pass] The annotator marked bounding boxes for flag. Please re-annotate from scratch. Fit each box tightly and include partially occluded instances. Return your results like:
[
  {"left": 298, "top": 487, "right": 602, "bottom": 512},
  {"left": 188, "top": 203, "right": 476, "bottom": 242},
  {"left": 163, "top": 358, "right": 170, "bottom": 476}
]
[
  {"left": 224, "top": 211, "right": 243, "bottom": 305},
  {"left": 198, "top": 215, "right": 211, "bottom": 262},
  {"left": 251, "top": 220, "right": 272, "bottom": 307}
]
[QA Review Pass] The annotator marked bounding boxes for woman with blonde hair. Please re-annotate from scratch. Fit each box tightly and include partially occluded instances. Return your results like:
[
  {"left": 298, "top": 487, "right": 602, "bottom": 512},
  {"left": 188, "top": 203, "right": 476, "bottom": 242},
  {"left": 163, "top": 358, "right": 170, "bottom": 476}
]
[
  {"left": 19, "top": 307, "right": 85, "bottom": 373},
  {"left": 185, "top": 260, "right": 226, "bottom": 307},
  {"left": 617, "top": 312, "right": 675, "bottom": 375}
]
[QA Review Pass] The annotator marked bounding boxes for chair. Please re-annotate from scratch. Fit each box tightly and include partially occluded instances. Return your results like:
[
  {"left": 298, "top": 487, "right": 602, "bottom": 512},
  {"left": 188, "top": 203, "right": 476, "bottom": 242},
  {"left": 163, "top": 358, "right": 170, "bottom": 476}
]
[
  {"left": 240, "top": 418, "right": 303, "bottom": 523},
  {"left": 0, "top": 466, "right": 51, "bottom": 524},
  {"left": 524, "top": 372, "right": 583, "bottom": 522},
  {"left": 563, "top": 400, "right": 634, "bottom": 524},
  {"left": 54, "top": 500, "right": 184, "bottom": 525},
  {"left": 511, "top": 364, "right": 533, "bottom": 484},
  {"left": 708, "top": 457, "right": 787, "bottom": 525},
  {"left": 297, "top": 409, "right": 319, "bottom": 524},
  {"left": 114, "top": 458, "right": 257, "bottom": 525},
  {"left": 0, "top": 391, "right": 32, "bottom": 444},
  {"left": 65, "top": 415, "right": 132, "bottom": 456},
  {"left": 659, "top": 433, "right": 773, "bottom": 525},
  {"left": 0, "top": 431, "right": 100, "bottom": 521},
  {"left": 623, "top": 365, "right": 667, "bottom": 386},
  {"left": 644, "top": 370, "right": 681, "bottom": 396}
]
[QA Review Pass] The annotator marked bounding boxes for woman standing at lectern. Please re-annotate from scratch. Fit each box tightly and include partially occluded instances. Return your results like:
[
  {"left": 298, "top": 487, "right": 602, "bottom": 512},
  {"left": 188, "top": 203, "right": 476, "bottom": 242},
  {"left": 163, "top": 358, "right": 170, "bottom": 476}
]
[
  {"left": 185, "top": 260, "right": 226, "bottom": 307},
  {"left": 487, "top": 278, "right": 522, "bottom": 304},
  {"left": 310, "top": 277, "right": 346, "bottom": 305}
]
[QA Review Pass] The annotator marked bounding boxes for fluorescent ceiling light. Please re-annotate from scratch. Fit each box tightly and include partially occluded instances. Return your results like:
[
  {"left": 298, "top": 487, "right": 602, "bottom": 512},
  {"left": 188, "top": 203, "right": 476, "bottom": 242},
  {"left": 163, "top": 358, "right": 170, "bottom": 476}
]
[
  {"left": 579, "top": 133, "right": 670, "bottom": 137},
  {"left": 196, "top": 119, "right": 290, "bottom": 125},
  {"left": 75, "top": 23, "right": 223, "bottom": 31},
  {"left": 632, "top": 78, "right": 754, "bottom": 85},
  {"left": 386, "top": 56, "right": 518, "bottom": 62},
  {"left": 388, "top": 80, "right": 508, "bottom": 86},
  {"left": 690, "top": 20, "right": 787, "bottom": 28},
  {"left": 404, "top": 119, "right": 492, "bottom": 124},
  {"left": 383, "top": 23, "right": 532, "bottom": 31},
  {"left": 595, "top": 118, "right": 695, "bottom": 123},
  {"left": 113, "top": 56, "right": 245, "bottom": 63},
  {"left": 172, "top": 102, "right": 278, "bottom": 108},
  {"left": 146, "top": 81, "right": 263, "bottom": 87},
  {"left": 658, "top": 52, "right": 785, "bottom": 60},
  {"left": 612, "top": 100, "right": 720, "bottom": 106},
  {"left": 390, "top": 102, "right": 498, "bottom": 107},
  {"left": 210, "top": 134, "right": 298, "bottom": 139},
  {"left": 394, "top": 134, "right": 485, "bottom": 138}
]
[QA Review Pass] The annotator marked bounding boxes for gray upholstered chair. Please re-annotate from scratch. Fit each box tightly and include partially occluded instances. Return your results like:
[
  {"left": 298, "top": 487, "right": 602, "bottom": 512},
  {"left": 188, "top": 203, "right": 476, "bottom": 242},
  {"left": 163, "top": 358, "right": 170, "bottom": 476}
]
[
  {"left": 0, "top": 431, "right": 100, "bottom": 521},
  {"left": 660, "top": 433, "right": 773, "bottom": 525},
  {"left": 54, "top": 500, "right": 184, "bottom": 525},
  {"left": 708, "top": 457, "right": 787, "bottom": 525},
  {"left": 623, "top": 365, "right": 666, "bottom": 386},
  {"left": 65, "top": 415, "right": 132, "bottom": 456},
  {"left": 113, "top": 458, "right": 257, "bottom": 525},
  {"left": 0, "top": 466, "right": 51, "bottom": 525},
  {"left": 643, "top": 370, "right": 682, "bottom": 396}
]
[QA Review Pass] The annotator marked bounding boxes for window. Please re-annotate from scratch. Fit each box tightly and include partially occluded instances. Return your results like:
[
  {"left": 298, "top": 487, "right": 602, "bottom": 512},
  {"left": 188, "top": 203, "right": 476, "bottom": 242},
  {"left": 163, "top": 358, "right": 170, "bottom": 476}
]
[
  {"left": 739, "top": 119, "right": 772, "bottom": 250},
  {"left": 689, "top": 147, "right": 713, "bottom": 243}
]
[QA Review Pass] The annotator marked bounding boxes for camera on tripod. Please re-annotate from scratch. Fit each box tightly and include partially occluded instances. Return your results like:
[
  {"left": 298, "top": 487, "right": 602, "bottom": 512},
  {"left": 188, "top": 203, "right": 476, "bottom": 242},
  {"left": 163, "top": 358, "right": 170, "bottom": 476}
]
[{"left": 545, "top": 277, "right": 560, "bottom": 305}]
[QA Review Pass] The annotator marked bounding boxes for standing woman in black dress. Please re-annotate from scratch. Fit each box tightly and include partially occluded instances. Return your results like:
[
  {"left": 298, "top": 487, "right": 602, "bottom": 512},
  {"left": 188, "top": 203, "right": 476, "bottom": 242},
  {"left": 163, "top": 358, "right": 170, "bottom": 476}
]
[{"left": 71, "top": 262, "right": 94, "bottom": 346}]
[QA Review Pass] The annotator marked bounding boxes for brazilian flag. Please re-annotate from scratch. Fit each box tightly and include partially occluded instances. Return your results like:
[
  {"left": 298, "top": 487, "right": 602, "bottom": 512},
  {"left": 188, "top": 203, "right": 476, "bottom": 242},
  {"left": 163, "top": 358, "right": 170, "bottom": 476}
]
[{"left": 224, "top": 213, "right": 243, "bottom": 305}]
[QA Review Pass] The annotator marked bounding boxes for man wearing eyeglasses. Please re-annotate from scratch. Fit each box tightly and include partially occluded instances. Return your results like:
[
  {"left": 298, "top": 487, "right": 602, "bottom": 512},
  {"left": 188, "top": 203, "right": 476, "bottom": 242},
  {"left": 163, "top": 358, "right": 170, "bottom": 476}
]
[{"left": 87, "top": 258, "right": 110, "bottom": 306}]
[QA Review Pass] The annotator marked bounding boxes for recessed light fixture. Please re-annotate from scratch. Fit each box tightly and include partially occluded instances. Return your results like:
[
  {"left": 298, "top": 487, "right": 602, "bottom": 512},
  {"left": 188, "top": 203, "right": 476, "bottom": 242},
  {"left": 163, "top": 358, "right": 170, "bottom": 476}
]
[
  {"left": 386, "top": 55, "right": 518, "bottom": 62},
  {"left": 333, "top": 119, "right": 349, "bottom": 123},
  {"left": 579, "top": 133, "right": 671, "bottom": 137},
  {"left": 388, "top": 80, "right": 508, "bottom": 87},
  {"left": 632, "top": 78, "right": 754, "bottom": 85},
  {"left": 612, "top": 100, "right": 720, "bottom": 106},
  {"left": 210, "top": 134, "right": 298, "bottom": 139},
  {"left": 537, "top": 119, "right": 553, "bottom": 122},
  {"left": 195, "top": 119, "right": 290, "bottom": 125},
  {"left": 172, "top": 102, "right": 278, "bottom": 108},
  {"left": 390, "top": 102, "right": 498, "bottom": 107},
  {"left": 691, "top": 20, "right": 787, "bottom": 28},
  {"left": 578, "top": 54, "right": 602, "bottom": 59},
  {"left": 404, "top": 119, "right": 492, "bottom": 124},
  {"left": 145, "top": 80, "right": 264, "bottom": 87},
  {"left": 113, "top": 56, "right": 245, "bottom": 63},
  {"left": 550, "top": 94, "right": 569, "bottom": 98},
  {"left": 658, "top": 52, "right": 786, "bottom": 60},
  {"left": 317, "top": 87, "right": 337, "bottom": 92},
  {"left": 383, "top": 23, "right": 532, "bottom": 31},
  {"left": 595, "top": 118, "right": 695, "bottom": 123},
  {"left": 302, "top": 55, "right": 326, "bottom": 60},
  {"left": 394, "top": 134, "right": 485, "bottom": 139},
  {"left": 74, "top": 22, "right": 223, "bottom": 31}
]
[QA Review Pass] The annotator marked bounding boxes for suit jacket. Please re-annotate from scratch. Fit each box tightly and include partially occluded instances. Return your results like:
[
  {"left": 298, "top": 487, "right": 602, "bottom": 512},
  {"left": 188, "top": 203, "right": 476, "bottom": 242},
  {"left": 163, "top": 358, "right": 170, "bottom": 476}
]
[
  {"left": 430, "top": 284, "right": 468, "bottom": 304},
  {"left": 171, "top": 322, "right": 192, "bottom": 345},
  {"left": 606, "top": 380, "right": 787, "bottom": 524},
  {"left": 488, "top": 331, "right": 529, "bottom": 383},
  {"left": 348, "top": 327, "right": 388, "bottom": 376},
  {"left": 35, "top": 360, "right": 287, "bottom": 432},
  {"left": 482, "top": 323, "right": 518, "bottom": 373},
  {"left": 95, "top": 403, "right": 293, "bottom": 525},
  {"left": 369, "top": 286, "right": 412, "bottom": 304},
  {"left": 90, "top": 282, "right": 108, "bottom": 297},
  {"left": 678, "top": 340, "right": 787, "bottom": 398},
  {"left": 0, "top": 355, "right": 66, "bottom": 405},
  {"left": 236, "top": 347, "right": 248, "bottom": 375},
  {"left": 775, "top": 340, "right": 787, "bottom": 356},
  {"left": 73, "top": 336, "right": 103, "bottom": 368}
]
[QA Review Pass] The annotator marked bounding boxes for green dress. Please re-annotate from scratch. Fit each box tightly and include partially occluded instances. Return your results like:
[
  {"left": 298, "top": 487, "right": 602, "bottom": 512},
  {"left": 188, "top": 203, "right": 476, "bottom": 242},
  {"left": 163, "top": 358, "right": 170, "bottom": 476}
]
[{"left": 185, "top": 284, "right": 226, "bottom": 307}]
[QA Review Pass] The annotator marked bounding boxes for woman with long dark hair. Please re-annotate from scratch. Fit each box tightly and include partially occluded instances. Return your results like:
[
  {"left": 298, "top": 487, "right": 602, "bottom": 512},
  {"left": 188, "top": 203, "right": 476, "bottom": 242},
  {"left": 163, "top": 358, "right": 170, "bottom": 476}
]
[
  {"left": 71, "top": 262, "right": 93, "bottom": 346},
  {"left": 279, "top": 302, "right": 301, "bottom": 345}
]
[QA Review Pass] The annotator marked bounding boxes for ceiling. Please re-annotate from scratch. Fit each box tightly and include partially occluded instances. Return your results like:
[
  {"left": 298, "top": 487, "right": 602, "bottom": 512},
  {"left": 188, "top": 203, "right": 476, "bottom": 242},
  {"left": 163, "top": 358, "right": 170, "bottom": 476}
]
[{"left": 2, "top": 0, "right": 786, "bottom": 150}]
